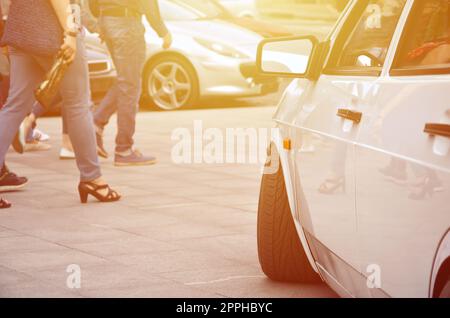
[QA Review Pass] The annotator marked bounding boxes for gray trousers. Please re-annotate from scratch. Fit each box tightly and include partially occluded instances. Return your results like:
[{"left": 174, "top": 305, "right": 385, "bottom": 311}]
[
  {"left": 0, "top": 37, "right": 101, "bottom": 182},
  {"left": 94, "top": 16, "right": 146, "bottom": 153}
]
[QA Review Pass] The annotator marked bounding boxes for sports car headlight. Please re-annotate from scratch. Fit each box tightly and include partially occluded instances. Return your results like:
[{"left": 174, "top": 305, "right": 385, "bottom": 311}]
[{"left": 194, "top": 38, "right": 248, "bottom": 59}]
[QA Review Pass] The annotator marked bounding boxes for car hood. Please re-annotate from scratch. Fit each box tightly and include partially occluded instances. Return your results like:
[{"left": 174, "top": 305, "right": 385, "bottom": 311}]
[{"left": 164, "top": 19, "right": 263, "bottom": 46}]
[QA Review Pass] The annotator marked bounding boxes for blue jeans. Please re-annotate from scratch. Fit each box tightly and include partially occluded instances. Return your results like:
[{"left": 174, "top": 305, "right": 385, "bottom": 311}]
[
  {"left": 0, "top": 37, "right": 101, "bottom": 182},
  {"left": 94, "top": 16, "right": 146, "bottom": 153}
]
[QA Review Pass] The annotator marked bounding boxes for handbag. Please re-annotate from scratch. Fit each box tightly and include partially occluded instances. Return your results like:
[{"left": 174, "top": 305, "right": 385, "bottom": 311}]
[
  {"left": 0, "top": 0, "right": 63, "bottom": 56},
  {"left": 35, "top": 54, "right": 70, "bottom": 110}
]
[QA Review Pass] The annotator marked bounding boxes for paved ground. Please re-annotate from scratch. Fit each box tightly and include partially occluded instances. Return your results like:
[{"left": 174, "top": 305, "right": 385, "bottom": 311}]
[{"left": 0, "top": 99, "right": 336, "bottom": 298}]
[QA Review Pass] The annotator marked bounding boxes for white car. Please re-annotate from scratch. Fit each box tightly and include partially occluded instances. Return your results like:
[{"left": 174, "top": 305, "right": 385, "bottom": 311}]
[
  {"left": 256, "top": 0, "right": 450, "bottom": 298},
  {"left": 218, "top": 0, "right": 257, "bottom": 18},
  {"left": 142, "top": 0, "right": 279, "bottom": 110}
]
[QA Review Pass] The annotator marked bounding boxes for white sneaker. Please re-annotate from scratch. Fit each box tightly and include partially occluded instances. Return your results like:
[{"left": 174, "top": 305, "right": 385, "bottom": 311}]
[
  {"left": 60, "top": 147, "right": 76, "bottom": 160},
  {"left": 33, "top": 129, "right": 50, "bottom": 142}
]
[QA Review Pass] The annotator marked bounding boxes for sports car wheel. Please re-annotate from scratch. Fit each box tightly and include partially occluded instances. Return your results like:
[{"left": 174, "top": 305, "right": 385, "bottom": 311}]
[{"left": 144, "top": 55, "right": 199, "bottom": 111}]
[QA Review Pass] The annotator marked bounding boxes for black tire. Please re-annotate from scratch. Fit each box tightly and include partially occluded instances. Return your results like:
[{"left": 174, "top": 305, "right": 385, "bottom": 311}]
[
  {"left": 142, "top": 55, "right": 199, "bottom": 111},
  {"left": 257, "top": 159, "right": 320, "bottom": 283}
]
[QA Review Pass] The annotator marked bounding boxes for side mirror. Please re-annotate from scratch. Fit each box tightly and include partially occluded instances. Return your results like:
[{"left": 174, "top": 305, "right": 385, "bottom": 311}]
[{"left": 257, "top": 36, "right": 324, "bottom": 80}]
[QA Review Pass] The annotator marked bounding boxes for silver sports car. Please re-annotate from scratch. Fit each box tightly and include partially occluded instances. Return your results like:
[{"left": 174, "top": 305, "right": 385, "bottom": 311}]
[{"left": 143, "top": 0, "right": 280, "bottom": 110}]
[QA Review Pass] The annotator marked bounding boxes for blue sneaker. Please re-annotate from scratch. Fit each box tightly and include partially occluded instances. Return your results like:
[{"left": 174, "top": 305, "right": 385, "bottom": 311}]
[{"left": 114, "top": 149, "right": 157, "bottom": 167}]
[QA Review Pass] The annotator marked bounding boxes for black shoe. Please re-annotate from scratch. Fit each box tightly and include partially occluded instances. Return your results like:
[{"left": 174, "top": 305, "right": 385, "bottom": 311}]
[{"left": 0, "top": 165, "right": 28, "bottom": 192}]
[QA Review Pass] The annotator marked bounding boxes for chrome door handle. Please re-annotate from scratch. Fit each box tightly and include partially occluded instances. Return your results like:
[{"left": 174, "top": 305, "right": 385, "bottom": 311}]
[
  {"left": 337, "top": 109, "right": 362, "bottom": 124},
  {"left": 424, "top": 123, "right": 450, "bottom": 138}
]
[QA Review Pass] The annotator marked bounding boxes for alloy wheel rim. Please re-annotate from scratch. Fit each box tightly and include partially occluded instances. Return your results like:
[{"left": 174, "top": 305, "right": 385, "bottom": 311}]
[{"left": 149, "top": 62, "right": 192, "bottom": 110}]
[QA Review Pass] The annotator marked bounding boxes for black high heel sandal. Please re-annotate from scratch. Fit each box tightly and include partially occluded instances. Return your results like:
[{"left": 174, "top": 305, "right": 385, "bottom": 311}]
[
  {"left": 78, "top": 182, "right": 121, "bottom": 204},
  {"left": 0, "top": 198, "right": 11, "bottom": 209}
]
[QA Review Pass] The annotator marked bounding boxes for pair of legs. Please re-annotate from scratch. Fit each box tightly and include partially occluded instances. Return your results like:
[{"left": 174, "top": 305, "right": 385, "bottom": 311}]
[
  {"left": 93, "top": 16, "right": 156, "bottom": 165},
  {"left": 0, "top": 36, "right": 119, "bottom": 203},
  {"left": 23, "top": 98, "right": 75, "bottom": 157}
]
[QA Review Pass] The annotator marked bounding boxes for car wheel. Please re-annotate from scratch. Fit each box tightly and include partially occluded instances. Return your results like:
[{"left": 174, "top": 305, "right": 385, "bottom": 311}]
[
  {"left": 143, "top": 55, "right": 199, "bottom": 111},
  {"left": 258, "top": 158, "right": 320, "bottom": 283}
]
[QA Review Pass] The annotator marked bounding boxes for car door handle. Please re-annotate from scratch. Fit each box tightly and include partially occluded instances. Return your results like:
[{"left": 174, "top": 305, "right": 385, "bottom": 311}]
[
  {"left": 424, "top": 123, "right": 450, "bottom": 138},
  {"left": 337, "top": 109, "right": 362, "bottom": 124}
]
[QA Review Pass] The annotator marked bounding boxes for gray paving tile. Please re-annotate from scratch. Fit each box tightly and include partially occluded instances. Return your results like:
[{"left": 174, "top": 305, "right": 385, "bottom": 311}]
[{"left": 0, "top": 106, "right": 335, "bottom": 298}]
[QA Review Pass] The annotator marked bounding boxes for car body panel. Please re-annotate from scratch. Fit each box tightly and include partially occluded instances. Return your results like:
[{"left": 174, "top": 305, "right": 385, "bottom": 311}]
[
  {"left": 144, "top": 18, "right": 271, "bottom": 97},
  {"left": 355, "top": 75, "right": 450, "bottom": 297},
  {"left": 267, "top": 0, "right": 450, "bottom": 298},
  {"left": 218, "top": 0, "right": 257, "bottom": 18}
]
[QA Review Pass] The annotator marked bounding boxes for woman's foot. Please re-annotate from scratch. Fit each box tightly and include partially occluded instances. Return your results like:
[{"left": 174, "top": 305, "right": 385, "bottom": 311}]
[
  {"left": 60, "top": 134, "right": 75, "bottom": 160},
  {"left": 0, "top": 197, "right": 11, "bottom": 209},
  {"left": 24, "top": 140, "right": 52, "bottom": 152},
  {"left": 33, "top": 128, "right": 50, "bottom": 142},
  {"left": 11, "top": 123, "right": 25, "bottom": 154},
  {"left": 78, "top": 178, "right": 121, "bottom": 204},
  {"left": 60, "top": 147, "right": 76, "bottom": 160}
]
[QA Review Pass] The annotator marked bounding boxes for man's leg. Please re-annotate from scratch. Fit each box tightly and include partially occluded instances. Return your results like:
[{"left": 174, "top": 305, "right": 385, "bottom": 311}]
[
  {"left": 93, "top": 81, "right": 118, "bottom": 130},
  {"left": 92, "top": 29, "right": 121, "bottom": 158},
  {"left": 101, "top": 18, "right": 145, "bottom": 152},
  {"left": 98, "top": 17, "right": 155, "bottom": 166}
]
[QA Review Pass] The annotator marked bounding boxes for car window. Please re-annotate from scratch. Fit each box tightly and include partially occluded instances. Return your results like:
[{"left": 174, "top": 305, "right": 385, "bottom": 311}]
[
  {"left": 391, "top": 0, "right": 450, "bottom": 75},
  {"left": 327, "top": 0, "right": 406, "bottom": 74}
]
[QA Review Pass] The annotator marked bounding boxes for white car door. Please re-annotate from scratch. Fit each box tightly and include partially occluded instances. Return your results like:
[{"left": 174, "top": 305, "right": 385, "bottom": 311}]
[
  {"left": 355, "top": 0, "right": 450, "bottom": 297},
  {"left": 277, "top": 0, "right": 408, "bottom": 296}
]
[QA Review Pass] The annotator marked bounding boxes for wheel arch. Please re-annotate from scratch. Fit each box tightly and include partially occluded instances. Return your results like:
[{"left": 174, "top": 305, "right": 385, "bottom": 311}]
[
  {"left": 430, "top": 229, "right": 450, "bottom": 298},
  {"left": 269, "top": 130, "right": 320, "bottom": 274}
]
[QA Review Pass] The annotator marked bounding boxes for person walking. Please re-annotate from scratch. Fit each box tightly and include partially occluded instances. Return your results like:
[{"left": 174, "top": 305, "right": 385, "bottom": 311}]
[
  {"left": 89, "top": 0, "right": 172, "bottom": 165},
  {"left": 0, "top": 0, "right": 28, "bottom": 209},
  {"left": 17, "top": 0, "right": 101, "bottom": 157},
  {"left": 0, "top": 0, "right": 121, "bottom": 204}
]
